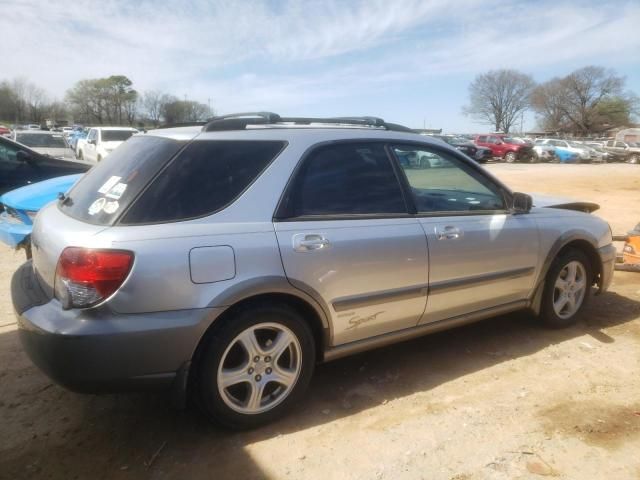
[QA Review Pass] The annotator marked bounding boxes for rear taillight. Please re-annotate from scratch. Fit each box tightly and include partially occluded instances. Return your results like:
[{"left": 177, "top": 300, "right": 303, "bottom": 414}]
[{"left": 54, "top": 247, "right": 134, "bottom": 309}]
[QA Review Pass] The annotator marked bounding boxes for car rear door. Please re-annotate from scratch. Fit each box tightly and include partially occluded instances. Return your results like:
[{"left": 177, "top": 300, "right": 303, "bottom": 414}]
[
  {"left": 85, "top": 129, "right": 97, "bottom": 161},
  {"left": 389, "top": 144, "right": 539, "bottom": 323},
  {"left": 274, "top": 141, "right": 428, "bottom": 346}
]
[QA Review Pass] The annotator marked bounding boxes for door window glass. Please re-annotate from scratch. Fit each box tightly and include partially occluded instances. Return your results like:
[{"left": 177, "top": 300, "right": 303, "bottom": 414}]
[
  {"left": 283, "top": 143, "right": 406, "bottom": 217},
  {"left": 392, "top": 146, "right": 505, "bottom": 213}
]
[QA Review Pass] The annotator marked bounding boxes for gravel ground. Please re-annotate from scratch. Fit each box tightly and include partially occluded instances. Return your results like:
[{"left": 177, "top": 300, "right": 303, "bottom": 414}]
[{"left": 0, "top": 163, "right": 639, "bottom": 480}]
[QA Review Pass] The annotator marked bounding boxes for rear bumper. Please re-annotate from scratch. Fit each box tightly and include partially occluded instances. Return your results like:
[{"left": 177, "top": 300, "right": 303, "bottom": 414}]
[
  {"left": 598, "top": 244, "right": 616, "bottom": 293},
  {"left": 12, "top": 261, "right": 224, "bottom": 394}
]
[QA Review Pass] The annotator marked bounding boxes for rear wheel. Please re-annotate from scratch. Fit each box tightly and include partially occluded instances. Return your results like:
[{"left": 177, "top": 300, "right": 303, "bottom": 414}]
[
  {"left": 196, "top": 303, "right": 315, "bottom": 429},
  {"left": 504, "top": 151, "right": 517, "bottom": 163},
  {"left": 539, "top": 249, "right": 592, "bottom": 328}
]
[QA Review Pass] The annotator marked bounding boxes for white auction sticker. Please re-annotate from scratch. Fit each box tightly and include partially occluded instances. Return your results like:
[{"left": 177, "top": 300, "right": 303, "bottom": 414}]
[
  {"left": 103, "top": 200, "right": 120, "bottom": 214},
  {"left": 106, "top": 182, "right": 127, "bottom": 200},
  {"left": 88, "top": 197, "right": 106, "bottom": 215},
  {"left": 98, "top": 176, "right": 122, "bottom": 194}
]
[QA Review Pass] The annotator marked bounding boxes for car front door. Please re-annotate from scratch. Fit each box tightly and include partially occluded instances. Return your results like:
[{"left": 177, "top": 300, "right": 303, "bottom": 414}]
[
  {"left": 274, "top": 142, "right": 428, "bottom": 346},
  {"left": 85, "top": 129, "right": 97, "bottom": 161},
  {"left": 390, "top": 144, "right": 539, "bottom": 323}
]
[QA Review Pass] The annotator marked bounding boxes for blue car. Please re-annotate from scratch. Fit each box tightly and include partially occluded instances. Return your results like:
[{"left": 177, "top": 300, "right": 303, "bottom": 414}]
[
  {"left": 554, "top": 148, "right": 579, "bottom": 163},
  {"left": 0, "top": 174, "right": 82, "bottom": 256}
]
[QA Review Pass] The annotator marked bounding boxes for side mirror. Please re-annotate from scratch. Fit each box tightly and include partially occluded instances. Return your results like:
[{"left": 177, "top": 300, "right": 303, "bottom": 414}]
[
  {"left": 512, "top": 192, "right": 532, "bottom": 214},
  {"left": 88, "top": 139, "right": 96, "bottom": 145},
  {"left": 495, "top": 140, "right": 503, "bottom": 145}
]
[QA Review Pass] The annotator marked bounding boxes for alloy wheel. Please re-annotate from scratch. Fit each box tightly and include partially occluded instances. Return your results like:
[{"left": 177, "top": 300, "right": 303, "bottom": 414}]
[
  {"left": 217, "top": 322, "right": 302, "bottom": 415},
  {"left": 553, "top": 261, "right": 587, "bottom": 319}
]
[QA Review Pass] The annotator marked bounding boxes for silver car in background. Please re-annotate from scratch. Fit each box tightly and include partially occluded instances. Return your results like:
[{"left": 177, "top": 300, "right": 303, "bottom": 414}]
[
  {"left": 12, "top": 113, "right": 616, "bottom": 429},
  {"left": 12, "top": 130, "right": 76, "bottom": 161}
]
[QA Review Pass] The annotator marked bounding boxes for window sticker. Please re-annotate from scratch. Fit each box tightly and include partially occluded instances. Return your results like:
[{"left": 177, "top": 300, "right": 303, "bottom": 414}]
[
  {"left": 88, "top": 197, "right": 106, "bottom": 215},
  {"left": 98, "top": 176, "right": 122, "bottom": 194},
  {"left": 103, "top": 200, "right": 120, "bottom": 215},
  {"left": 106, "top": 182, "right": 127, "bottom": 200}
]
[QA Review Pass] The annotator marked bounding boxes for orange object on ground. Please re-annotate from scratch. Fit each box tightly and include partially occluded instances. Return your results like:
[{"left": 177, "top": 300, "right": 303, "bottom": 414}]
[{"left": 622, "top": 222, "right": 640, "bottom": 266}]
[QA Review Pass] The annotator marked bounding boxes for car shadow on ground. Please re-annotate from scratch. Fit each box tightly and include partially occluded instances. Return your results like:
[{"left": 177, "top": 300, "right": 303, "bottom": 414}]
[{"left": 1, "top": 288, "right": 639, "bottom": 479}]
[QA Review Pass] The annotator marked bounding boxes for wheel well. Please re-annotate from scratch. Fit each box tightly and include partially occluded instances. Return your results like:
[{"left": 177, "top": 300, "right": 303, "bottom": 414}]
[
  {"left": 557, "top": 240, "right": 601, "bottom": 286},
  {"left": 191, "top": 293, "right": 327, "bottom": 370}
]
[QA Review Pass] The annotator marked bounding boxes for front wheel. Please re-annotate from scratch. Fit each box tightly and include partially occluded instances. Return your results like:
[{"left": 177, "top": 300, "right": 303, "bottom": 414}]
[
  {"left": 504, "top": 151, "right": 517, "bottom": 163},
  {"left": 539, "top": 249, "right": 592, "bottom": 328},
  {"left": 196, "top": 303, "right": 316, "bottom": 429},
  {"left": 628, "top": 154, "right": 639, "bottom": 164}
]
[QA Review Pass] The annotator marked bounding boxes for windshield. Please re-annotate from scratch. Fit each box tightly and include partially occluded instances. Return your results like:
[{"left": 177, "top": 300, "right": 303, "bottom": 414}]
[
  {"left": 102, "top": 130, "right": 136, "bottom": 142},
  {"left": 16, "top": 133, "right": 67, "bottom": 148}
]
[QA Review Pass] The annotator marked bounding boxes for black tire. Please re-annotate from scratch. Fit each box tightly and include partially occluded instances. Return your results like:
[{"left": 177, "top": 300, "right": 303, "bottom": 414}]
[
  {"left": 504, "top": 151, "right": 517, "bottom": 163},
  {"left": 196, "top": 303, "right": 316, "bottom": 429},
  {"left": 539, "top": 249, "right": 592, "bottom": 328}
]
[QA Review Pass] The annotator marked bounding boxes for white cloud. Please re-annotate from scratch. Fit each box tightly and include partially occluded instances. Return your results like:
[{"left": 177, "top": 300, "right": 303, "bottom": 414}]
[{"left": 0, "top": 0, "right": 638, "bottom": 115}]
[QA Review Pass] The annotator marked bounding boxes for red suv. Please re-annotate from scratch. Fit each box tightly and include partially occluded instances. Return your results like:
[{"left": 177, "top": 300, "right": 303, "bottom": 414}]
[{"left": 474, "top": 134, "right": 534, "bottom": 163}]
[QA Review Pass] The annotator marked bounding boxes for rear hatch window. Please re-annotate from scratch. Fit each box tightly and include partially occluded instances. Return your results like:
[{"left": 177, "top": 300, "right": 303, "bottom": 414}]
[
  {"left": 60, "top": 135, "right": 184, "bottom": 225},
  {"left": 60, "top": 136, "right": 285, "bottom": 225}
]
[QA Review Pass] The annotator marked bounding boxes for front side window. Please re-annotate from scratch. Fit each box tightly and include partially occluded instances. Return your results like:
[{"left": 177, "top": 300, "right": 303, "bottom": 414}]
[
  {"left": 281, "top": 142, "right": 406, "bottom": 217},
  {"left": 392, "top": 145, "right": 505, "bottom": 213},
  {"left": 0, "top": 140, "right": 20, "bottom": 165}
]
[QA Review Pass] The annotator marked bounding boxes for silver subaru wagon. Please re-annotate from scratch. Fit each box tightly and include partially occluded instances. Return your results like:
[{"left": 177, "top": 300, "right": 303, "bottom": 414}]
[{"left": 12, "top": 113, "right": 616, "bottom": 429}]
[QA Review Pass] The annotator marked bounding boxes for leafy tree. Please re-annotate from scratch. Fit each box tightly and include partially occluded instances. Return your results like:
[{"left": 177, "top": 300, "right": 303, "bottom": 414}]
[
  {"left": 463, "top": 69, "right": 535, "bottom": 133},
  {"left": 531, "top": 66, "right": 635, "bottom": 134},
  {"left": 66, "top": 75, "right": 138, "bottom": 125}
]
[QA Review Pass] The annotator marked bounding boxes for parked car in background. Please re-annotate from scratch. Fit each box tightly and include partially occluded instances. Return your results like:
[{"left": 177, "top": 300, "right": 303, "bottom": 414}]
[
  {"left": 0, "top": 174, "right": 82, "bottom": 257},
  {"left": 11, "top": 130, "right": 76, "bottom": 161},
  {"left": 531, "top": 143, "right": 556, "bottom": 162},
  {"left": 603, "top": 140, "right": 640, "bottom": 164},
  {"left": 0, "top": 135, "right": 90, "bottom": 196},
  {"left": 76, "top": 127, "right": 138, "bottom": 162},
  {"left": 537, "top": 139, "right": 595, "bottom": 163},
  {"left": 474, "top": 134, "right": 534, "bottom": 162},
  {"left": 431, "top": 135, "right": 492, "bottom": 163},
  {"left": 552, "top": 148, "right": 580, "bottom": 163},
  {"left": 0, "top": 125, "right": 12, "bottom": 137},
  {"left": 68, "top": 129, "right": 88, "bottom": 151},
  {"left": 11, "top": 113, "right": 615, "bottom": 429}
]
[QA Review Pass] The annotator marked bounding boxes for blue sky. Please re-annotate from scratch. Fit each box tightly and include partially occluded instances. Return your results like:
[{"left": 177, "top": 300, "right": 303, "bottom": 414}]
[{"left": 1, "top": 0, "right": 639, "bottom": 131}]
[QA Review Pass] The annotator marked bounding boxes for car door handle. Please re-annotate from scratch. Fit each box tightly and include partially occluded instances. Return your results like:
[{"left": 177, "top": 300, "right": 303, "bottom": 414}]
[
  {"left": 293, "top": 234, "right": 330, "bottom": 252},
  {"left": 435, "top": 226, "right": 463, "bottom": 240}
]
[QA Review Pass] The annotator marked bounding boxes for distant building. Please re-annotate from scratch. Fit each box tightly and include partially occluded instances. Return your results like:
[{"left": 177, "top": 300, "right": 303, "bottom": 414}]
[{"left": 614, "top": 127, "right": 640, "bottom": 143}]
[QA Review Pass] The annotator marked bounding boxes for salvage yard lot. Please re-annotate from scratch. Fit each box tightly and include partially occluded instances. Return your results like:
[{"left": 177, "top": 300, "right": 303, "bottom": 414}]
[{"left": 1, "top": 163, "right": 639, "bottom": 480}]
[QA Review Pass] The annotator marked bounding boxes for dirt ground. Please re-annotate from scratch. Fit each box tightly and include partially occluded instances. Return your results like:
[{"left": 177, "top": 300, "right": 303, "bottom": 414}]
[{"left": 1, "top": 163, "right": 639, "bottom": 480}]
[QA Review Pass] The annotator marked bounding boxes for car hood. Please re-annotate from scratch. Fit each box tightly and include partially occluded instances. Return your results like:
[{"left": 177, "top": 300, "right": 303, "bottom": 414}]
[
  {"left": 0, "top": 174, "right": 83, "bottom": 211},
  {"left": 531, "top": 193, "right": 599, "bottom": 213}
]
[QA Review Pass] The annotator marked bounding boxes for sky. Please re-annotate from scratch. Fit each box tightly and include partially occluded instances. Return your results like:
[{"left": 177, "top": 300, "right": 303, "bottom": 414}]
[{"left": 1, "top": 0, "right": 639, "bottom": 132}]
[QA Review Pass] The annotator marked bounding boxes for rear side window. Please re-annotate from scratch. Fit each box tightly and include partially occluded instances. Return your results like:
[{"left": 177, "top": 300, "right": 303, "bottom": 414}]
[
  {"left": 121, "top": 140, "right": 285, "bottom": 224},
  {"left": 279, "top": 142, "right": 406, "bottom": 217},
  {"left": 60, "top": 136, "right": 184, "bottom": 225}
]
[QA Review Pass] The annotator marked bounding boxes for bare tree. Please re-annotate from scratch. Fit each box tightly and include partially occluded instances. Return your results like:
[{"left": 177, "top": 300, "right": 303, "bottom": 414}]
[
  {"left": 531, "top": 66, "right": 632, "bottom": 135},
  {"left": 463, "top": 69, "right": 535, "bottom": 133}
]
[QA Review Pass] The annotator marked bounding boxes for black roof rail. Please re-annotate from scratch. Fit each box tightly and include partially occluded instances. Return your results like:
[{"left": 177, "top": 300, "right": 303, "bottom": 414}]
[
  {"left": 155, "top": 121, "right": 207, "bottom": 129},
  {"left": 201, "top": 112, "right": 413, "bottom": 133}
]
